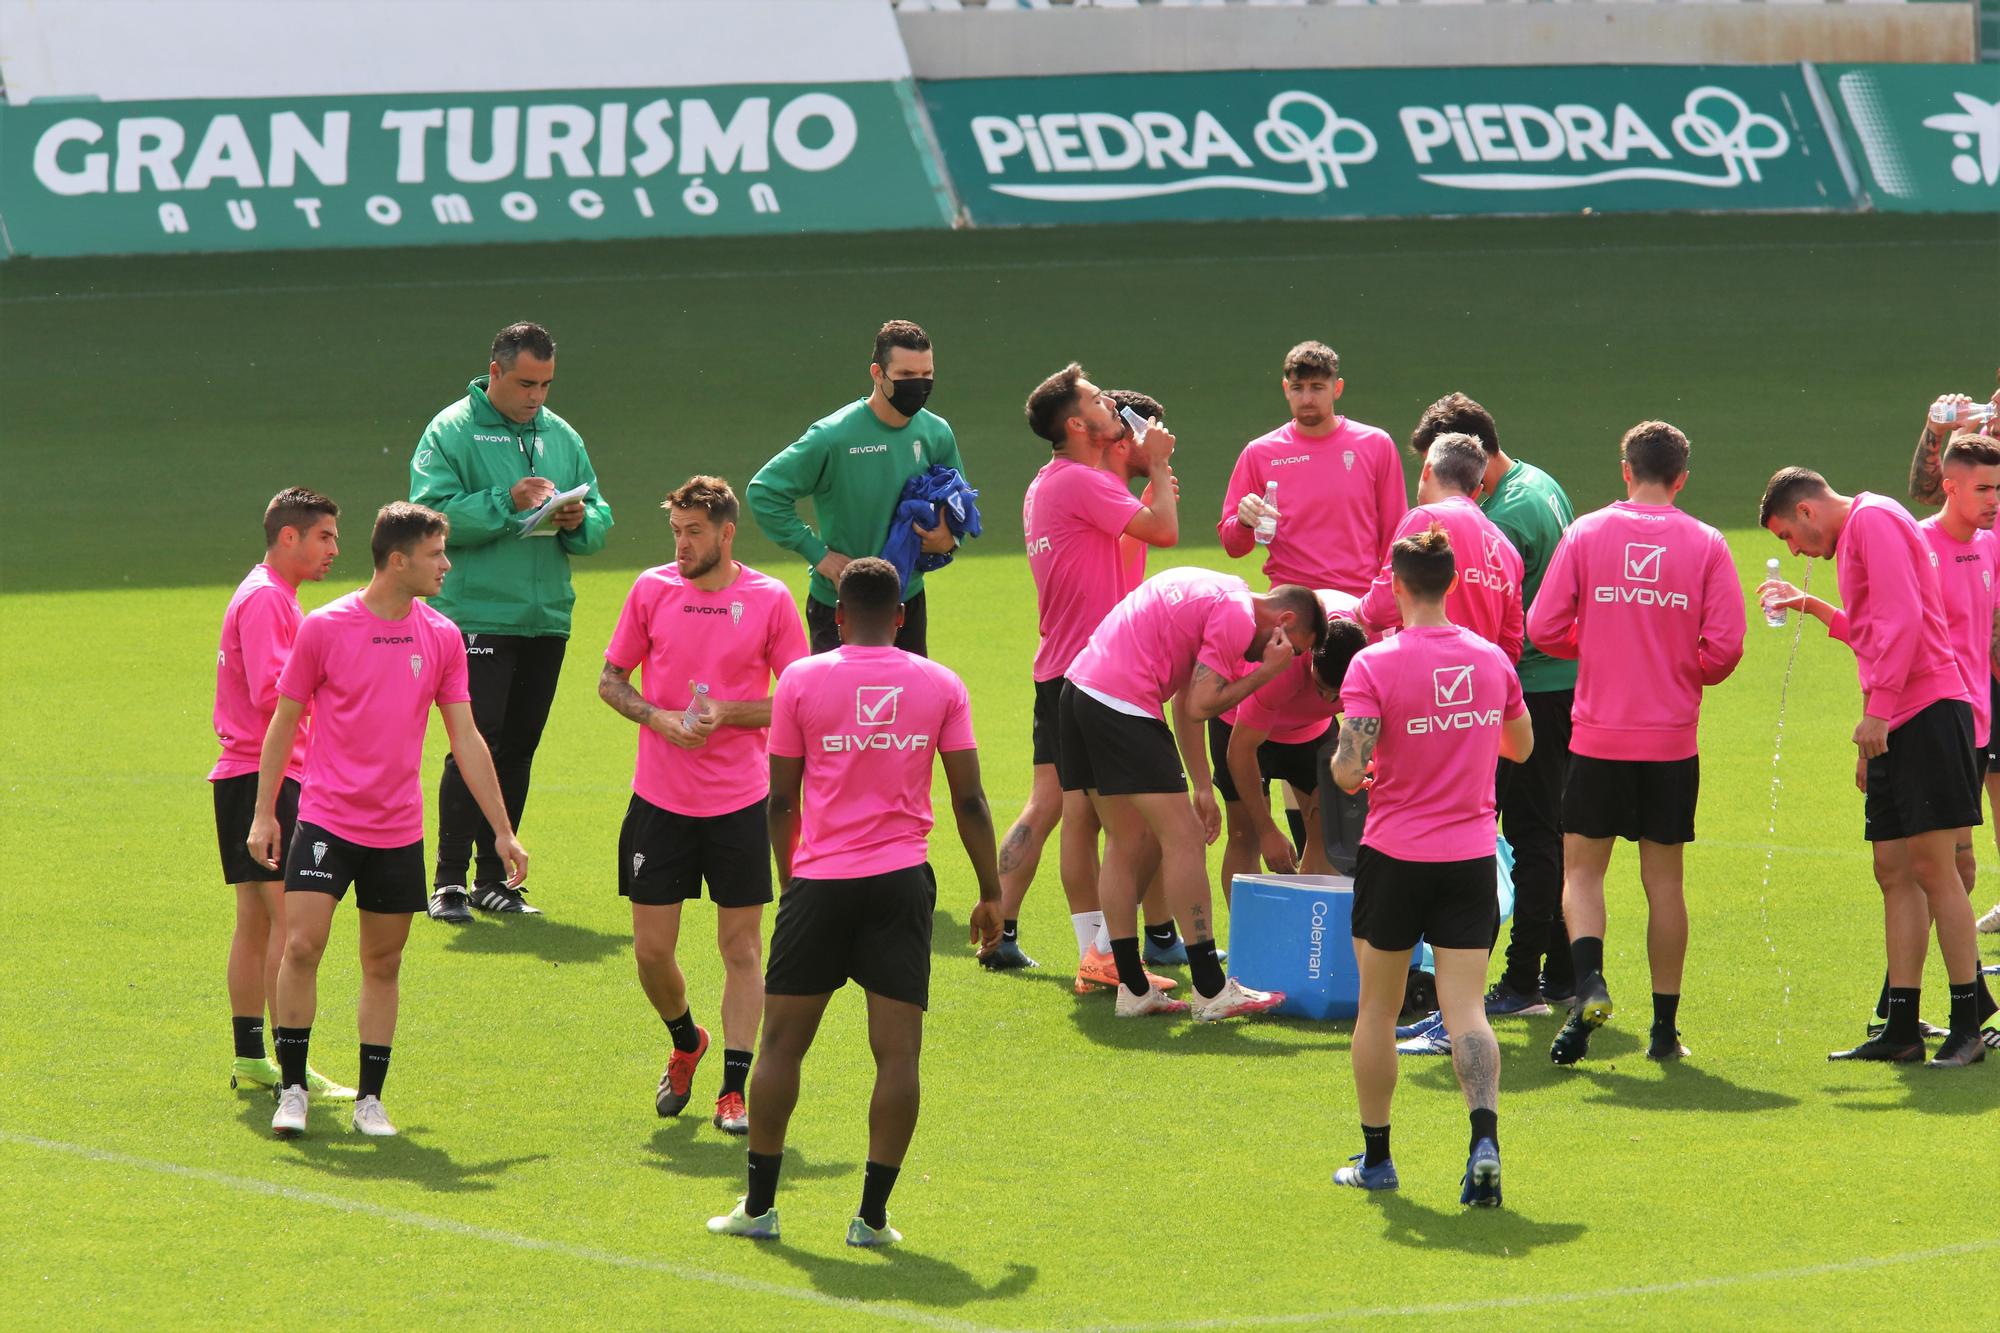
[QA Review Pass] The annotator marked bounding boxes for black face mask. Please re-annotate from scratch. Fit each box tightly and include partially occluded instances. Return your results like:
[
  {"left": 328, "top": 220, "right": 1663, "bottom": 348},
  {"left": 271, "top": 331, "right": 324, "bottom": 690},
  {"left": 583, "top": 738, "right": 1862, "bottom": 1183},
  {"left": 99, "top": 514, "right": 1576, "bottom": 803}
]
[{"left": 884, "top": 376, "right": 933, "bottom": 418}]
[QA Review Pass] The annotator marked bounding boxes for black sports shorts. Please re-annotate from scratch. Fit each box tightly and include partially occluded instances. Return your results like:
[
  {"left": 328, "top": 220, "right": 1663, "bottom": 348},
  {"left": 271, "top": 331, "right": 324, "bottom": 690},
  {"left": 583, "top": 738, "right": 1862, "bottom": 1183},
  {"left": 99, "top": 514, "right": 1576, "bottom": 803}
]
[
  {"left": 1351, "top": 845, "right": 1499, "bottom": 953},
  {"left": 764, "top": 861, "right": 935, "bottom": 1009},
  {"left": 618, "top": 793, "right": 773, "bottom": 908},
  {"left": 214, "top": 772, "right": 299, "bottom": 885}
]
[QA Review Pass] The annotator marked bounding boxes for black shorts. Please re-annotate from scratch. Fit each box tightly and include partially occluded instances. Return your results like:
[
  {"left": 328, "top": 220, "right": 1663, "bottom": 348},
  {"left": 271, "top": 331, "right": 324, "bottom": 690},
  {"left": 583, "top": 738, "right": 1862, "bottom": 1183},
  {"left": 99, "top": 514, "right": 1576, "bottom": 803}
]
[
  {"left": 1866, "top": 698, "right": 1981, "bottom": 843},
  {"left": 1031, "top": 676, "right": 1066, "bottom": 768},
  {"left": 618, "top": 794, "right": 773, "bottom": 908},
  {"left": 1351, "top": 844, "right": 1499, "bottom": 953},
  {"left": 764, "top": 861, "right": 935, "bottom": 1009},
  {"left": 213, "top": 773, "right": 299, "bottom": 885},
  {"left": 1208, "top": 716, "right": 1326, "bottom": 803},
  {"left": 1563, "top": 754, "right": 1699, "bottom": 845},
  {"left": 1980, "top": 677, "right": 2000, "bottom": 774},
  {"left": 1055, "top": 683, "right": 1185, "bottom": 796},
  {"left": 284, "top": 820, "right": 428, "bottom": 914}
]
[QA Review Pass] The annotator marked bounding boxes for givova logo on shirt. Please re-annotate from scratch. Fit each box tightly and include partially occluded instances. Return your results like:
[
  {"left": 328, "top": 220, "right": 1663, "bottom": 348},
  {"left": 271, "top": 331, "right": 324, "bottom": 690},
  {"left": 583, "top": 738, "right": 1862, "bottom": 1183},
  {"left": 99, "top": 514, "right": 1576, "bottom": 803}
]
[
  {"left": 1462, "top": 531, "right": 1515, "bottom": 595},
  {"left": 1408, "top": 663, "right": 1500, "bottom": 734},
  {"left": 1594, "top": 542, "right": 1688, "bottom": 609},
  {"left": 824, "top": 685, "right": 931, "bottom": 752}
]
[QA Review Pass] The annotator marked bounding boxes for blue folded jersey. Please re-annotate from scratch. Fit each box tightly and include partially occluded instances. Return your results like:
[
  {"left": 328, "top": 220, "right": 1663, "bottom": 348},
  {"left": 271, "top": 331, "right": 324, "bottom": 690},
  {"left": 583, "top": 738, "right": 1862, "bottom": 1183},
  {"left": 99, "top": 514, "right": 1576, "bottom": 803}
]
[{"left": 879, "top": 465, "right": 982, "bottom": 592}]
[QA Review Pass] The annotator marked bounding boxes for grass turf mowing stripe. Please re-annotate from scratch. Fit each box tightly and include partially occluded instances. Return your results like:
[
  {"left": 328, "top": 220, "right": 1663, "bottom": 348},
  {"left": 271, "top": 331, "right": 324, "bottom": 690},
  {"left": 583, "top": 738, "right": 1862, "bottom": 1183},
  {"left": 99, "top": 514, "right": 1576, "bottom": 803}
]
[{"left": 0, "top": 1130, "right": 1023, "bottom": 1333}]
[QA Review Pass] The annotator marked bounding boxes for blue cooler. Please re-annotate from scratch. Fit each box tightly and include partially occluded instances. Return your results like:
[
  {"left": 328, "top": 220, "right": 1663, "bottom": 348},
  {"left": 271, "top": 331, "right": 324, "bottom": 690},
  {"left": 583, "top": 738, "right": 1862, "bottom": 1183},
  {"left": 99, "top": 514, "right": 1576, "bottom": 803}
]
[{"left": 1227, "top": 874, "right": 1360, "bottom": 1020}]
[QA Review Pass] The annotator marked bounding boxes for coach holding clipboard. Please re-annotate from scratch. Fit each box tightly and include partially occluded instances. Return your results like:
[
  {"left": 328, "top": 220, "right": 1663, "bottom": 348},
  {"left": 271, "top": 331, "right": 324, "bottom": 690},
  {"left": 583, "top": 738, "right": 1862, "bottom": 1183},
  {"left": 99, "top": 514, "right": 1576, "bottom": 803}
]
[{"left": 408, "top": 321, "right": 614, "bottom": 923}]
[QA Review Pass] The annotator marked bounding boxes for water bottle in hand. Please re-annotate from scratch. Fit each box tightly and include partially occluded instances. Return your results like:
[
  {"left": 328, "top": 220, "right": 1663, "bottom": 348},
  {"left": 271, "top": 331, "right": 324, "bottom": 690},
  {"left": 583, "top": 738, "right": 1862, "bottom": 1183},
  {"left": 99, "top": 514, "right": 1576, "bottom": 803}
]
[
  {"left": 1254, "top": 481, "right": 1279, "bottom": 546},
  {"left": 683, "top": 683, "right": 709, "bottom": 729},
  {"left": 1763, "top": 559, "right": 1787, "bottom": 628},
  {"left": 1930, "top": 400, "right": 1998, "bottom": 427}
]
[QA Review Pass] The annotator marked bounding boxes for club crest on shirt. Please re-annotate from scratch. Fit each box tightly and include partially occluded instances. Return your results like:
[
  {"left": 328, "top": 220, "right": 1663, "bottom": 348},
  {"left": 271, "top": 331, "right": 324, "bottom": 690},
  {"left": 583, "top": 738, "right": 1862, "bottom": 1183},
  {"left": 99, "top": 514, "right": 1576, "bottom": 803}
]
[
  {"left": 1342, "top": 450, "right": 1355, "bottom": 471},
  {"left": 409, "top": 654, "right": 423, "bottom": 677},
  {"left": 730, "top": 601, "right": 744, "bottom": 626},
  {"left": 1986, "top": 570, "right": 1992, "bottom": 591},
  {"left": 632, "top": 852, "right": 645, "bottom": 877},
  {"left": 912, "top": 441, "right": 924, "bottom": 465},
  {"left": 312, "top": 841, "right": 328, "bottom": 867}
]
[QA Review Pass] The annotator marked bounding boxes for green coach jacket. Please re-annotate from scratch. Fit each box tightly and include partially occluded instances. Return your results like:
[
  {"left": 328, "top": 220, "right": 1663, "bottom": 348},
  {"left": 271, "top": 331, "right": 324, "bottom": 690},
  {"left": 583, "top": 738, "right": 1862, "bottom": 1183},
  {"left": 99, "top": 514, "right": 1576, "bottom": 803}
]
[{"left": 408, "top": 376, "right": 614, "bottom": 639}]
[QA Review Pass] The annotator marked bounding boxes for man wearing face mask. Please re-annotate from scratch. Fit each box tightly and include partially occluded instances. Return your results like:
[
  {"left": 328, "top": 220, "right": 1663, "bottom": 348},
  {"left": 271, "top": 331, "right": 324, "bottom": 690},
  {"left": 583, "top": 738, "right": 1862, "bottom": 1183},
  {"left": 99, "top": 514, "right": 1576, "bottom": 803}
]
[{"left": 748, "top": 320, "right": 966, "bottom": 656}]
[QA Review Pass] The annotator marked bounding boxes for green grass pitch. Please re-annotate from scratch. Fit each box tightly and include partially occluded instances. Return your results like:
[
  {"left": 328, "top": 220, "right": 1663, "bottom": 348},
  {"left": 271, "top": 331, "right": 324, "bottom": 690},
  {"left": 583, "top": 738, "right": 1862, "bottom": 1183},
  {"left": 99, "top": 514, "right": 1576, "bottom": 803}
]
[{"left": 2, "top": 212, "right": 1996, "bottom": 1329}]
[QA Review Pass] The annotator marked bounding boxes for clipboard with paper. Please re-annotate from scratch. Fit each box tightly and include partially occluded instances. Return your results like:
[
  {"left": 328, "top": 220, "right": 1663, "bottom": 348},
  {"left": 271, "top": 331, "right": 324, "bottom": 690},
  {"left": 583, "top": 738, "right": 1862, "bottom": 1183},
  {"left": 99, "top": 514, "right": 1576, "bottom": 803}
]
[{"left": 515, "top": 484, "right": 591, "bottom": 538}]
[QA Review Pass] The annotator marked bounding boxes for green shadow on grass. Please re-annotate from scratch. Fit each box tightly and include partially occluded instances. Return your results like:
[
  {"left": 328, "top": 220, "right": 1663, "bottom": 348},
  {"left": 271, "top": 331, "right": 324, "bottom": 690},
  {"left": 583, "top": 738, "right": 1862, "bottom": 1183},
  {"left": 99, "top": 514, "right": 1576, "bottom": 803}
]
[
  {"left": 644, "top": 1120, "right": 853, "bottom": 1182},
  {"left": 1822, "top": 1064, "right": 2000, "bottom": 1117},
  {"left": 239, "top": 1103, "right": 547, "bottom": 1193},
  {"left": 1402, "top": 1023, "right": 1801, "bottom": 1112},
  {"left": 1064, "top": 992, "right": 1324, "bottom": 1056},
  {"left": 1374, "top": 1193, "right": 1588, "bottom": 1257},
  {"left": 439, "top": 916, "right": 628, "bottom": 965},
  {"left": 765, "top": 1244, "right": 1038, "bottom": 1311}
]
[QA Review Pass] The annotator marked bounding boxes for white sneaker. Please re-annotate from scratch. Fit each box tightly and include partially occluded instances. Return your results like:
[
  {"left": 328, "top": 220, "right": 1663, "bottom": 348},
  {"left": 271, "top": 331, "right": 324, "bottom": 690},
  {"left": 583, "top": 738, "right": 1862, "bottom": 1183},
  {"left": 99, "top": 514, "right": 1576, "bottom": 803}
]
[
  {"left": 1976, "top": 902, "right": 2000, "bottom": 933},
  {"left": 272, "top": 1085, "right": 308, "bottom": 1138},
  {"left": 1190, "top": 977, "right": 1286, "bottom": 1023},
  {"left": 1114, "top": 983, "right": 1191, "bottom": 1017},
  {"left": 350, "top": 1095, "right": 397, "bottom": 1137}
]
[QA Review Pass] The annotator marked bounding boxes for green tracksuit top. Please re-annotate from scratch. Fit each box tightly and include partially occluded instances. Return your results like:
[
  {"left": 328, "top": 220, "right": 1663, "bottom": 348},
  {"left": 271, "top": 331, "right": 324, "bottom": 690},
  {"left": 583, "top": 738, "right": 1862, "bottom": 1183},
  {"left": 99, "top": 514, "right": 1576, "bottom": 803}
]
[
  {"left": 1480, "top": 458, "right": 1579, "bottom": 694},
  {"left": 747, "top": 398, "right": 966, "bottom": 608},
  {"left": 408, "top": 376, "right": 614, "bottom": 639}
]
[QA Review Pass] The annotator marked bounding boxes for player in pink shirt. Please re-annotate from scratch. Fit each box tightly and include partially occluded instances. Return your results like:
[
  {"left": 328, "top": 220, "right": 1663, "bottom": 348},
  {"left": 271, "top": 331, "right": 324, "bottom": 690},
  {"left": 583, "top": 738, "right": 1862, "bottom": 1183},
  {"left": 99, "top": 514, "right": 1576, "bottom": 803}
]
[
  {"left": 987, "top": 367, "right": 1180, "bottom": 979},
  {"left": 1356, "top": 434, "right": 1525, "bottom": 661},
  {"left": 250, "top": 503, "right": 529, "bottom": 1139},
  {"left": 1059, "top": 567, "right": 1321, "bottom": 1020},
  {"left": 707, "top": 558, "right": 1002, "bottom": 1246},
  {"left": 598, "top": 477, "right": 809, "bottom": 1134},
  {"left": 1528, "top": 423, "right": 1745, "bottom": 1067},
  {"left": 211, "top": 488, "right": 351, "bottom": 1101},
  {"left": 1760, "top": 457, "right": 1997, "bottom": 1065},
  {"left": 1329, "top": 525, "right": 1533, "bottom": 1205}
]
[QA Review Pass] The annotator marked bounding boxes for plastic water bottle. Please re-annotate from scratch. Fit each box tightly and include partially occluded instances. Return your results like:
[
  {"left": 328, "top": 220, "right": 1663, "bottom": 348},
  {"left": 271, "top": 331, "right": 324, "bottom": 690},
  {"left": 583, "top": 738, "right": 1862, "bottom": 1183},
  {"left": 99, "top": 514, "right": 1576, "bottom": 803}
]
[
  {"left": 1930, "top": 400, "right": 1998, "bottom": 427},
  {"left": 682, "top": 683, "right": 709, "bottom": 729},
  {"left": 1763, "top": 559, "right": 1787, "bottom": 628},
  {"left": 1254, "top": 481, "right": 1279, "bottom": 545}
]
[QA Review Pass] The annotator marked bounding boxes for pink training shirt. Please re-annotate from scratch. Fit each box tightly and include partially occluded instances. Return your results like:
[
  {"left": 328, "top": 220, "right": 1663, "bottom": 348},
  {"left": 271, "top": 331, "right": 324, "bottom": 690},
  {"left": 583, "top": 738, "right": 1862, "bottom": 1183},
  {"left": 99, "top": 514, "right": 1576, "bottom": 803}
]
[
  {"left": 767, "top": 645, "right": 977, "bottom": 880},
  {"left": 604, "top": 561, "right": 809, "bottom": 818},
  {"left": 1217, "top": 417, "right": 1406, "bottom": 595},
  {"left": 1356, "top": 496, "right": 1525, "bottom": 661},
  {"left": 1823, "top": 494, "right": 1972, "bottom": 729},
  {"left": 1025, "top": 456, "right": 1145, "bottom": 682},
  {"left": 1342, "top": 625, "right": 1524, "bottom": 862},
  {"left": 1527, "top": 501, "right": 1745, "bottom": 762},
  {"left": 211, "top": 563, "right": 311, "bottom": 782},
  {"left": 1917, "top": 519, "right": 1997, "bottom": 746},
  {"left": 1235, "top": 590, "right": 1363, "bottom": 743},
  {"left": 277, "top": 592, "right": 471, "bottom": 847},
  {"left": 1067, "top": 568, "right": 1258, "bottom": 717}
]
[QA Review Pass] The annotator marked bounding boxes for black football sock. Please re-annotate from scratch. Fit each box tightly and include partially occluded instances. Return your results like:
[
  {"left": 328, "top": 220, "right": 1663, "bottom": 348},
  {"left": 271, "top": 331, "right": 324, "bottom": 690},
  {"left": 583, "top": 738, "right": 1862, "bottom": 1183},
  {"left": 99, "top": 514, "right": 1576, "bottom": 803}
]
[
  {"left": 1285, "top": 807, "right": 1308, "bottom": 855},
  {"left": 1109, "top": 937, "right": 1150, "bottom": 995},
  {"left": 721, "top": 1049, "right": 752, "bottom": 1099},
  {"left": 745, "top": 1150, "right": 783, "bottom": 1218},
  {"left": 1145, "top": 921, "right": 1179, "bottom": 949},
  {"left": 1362, "top": 1123, "right": 1391, "bottom": 1167},
  {"left": 1469, "top": 1107, "right": 1498, "bottom": 1154},
  {"left": 1975, "top": 973, "right": 1997, "bottom": 1024},
  {"left": 1187, "top": 939, "right": 1226, "bottom": 999},
  {"left": 1875, "top": 972, "right": 1890, "bottom": 1021},
  {"left": 1652, "top": 992, "right": 1681, "bottom": 1033},
  {"left": 358, "top": 1044, "right": 391, "bottom": 1100},
  {"left": 664, "top": 1007, "right": 701, "bottom": 1054},
  {"left": 1570, "top": 936, "right": 1605, "bottom": 985},
  {"left": 1001, "top": 919, "right": 1019, "bottom": 942},
  {"left": 233, "top": 1016, "right": 266, "bottom": 1061},
  {"left": 274, "top": 1026, "right": 311, "bottom": 1090},
  {"left": 1882, "top": 987, "right": 1921, "bottom": 1043},
  {"left": 859, "top": 1160, "right": 901, "bottom": 1230},
  {"left": 1947, "top": 982, "right": 1978, "bottom": 1038}
]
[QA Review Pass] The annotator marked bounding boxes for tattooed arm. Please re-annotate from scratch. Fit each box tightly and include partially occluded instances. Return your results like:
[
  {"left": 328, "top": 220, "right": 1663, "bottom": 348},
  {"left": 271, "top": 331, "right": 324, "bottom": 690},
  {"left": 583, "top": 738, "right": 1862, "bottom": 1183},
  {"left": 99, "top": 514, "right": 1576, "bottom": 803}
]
[
  {"left": 1330, "top": 715, "right": 1380, "bottom": 795},
  {"left": 599, "top": 661, "right": 713, "bottom": 749},
  {"left": 1184, "top": 649, "right": 1292, "bottom": 722}
]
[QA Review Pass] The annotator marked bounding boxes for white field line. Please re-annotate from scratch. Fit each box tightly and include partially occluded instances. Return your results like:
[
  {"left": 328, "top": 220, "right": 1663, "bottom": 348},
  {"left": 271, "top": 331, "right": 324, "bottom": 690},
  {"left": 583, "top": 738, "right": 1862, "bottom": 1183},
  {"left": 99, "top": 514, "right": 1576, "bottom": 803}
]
[
  {"left": 1, "top": 236, "right": 1983, "bottom": 307},
  {"left": 0, "top": 1130, "right": 1018, "bottom": 1333}
]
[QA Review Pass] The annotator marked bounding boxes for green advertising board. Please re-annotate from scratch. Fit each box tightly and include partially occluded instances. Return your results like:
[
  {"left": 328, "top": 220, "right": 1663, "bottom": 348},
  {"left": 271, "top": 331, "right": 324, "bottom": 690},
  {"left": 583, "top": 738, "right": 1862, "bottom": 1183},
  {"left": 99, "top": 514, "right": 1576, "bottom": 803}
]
[
  {"left": 920, "top": 67, "right": 1851, "bottom": 226},
  {"left": 0, "top": 81, "right": 953, "bottom": 257},
  {"left": 1822, "top": 64, "right": 2000, "bottom": 213}
]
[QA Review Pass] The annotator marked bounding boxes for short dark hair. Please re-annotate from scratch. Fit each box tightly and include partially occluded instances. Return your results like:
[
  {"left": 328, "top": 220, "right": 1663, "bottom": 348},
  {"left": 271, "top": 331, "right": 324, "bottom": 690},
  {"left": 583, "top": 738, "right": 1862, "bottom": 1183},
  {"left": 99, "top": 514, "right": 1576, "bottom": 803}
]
[
  {"left": 663, "top": 475, "right": 739, "bottom": 525},
  {"left": 263, "top": 487, "right": 339, "bottom": 547},
  {"left": 872, "top": 319, "right": 931, "bottom": 369},
  {"left": 1283, "top": 341, "right": 1339, "bottom": 382},
  {"left": 1026, "top": 363, "right": 1086, "bottom": 446},
  {"left": 371, "top": 501, "right": 448, "bottom": 570},
  {"left": 1390, "top": 524, "right": 1455, "bottom": 599},
  {"left": 1425, "top": 433, "right": 1487, "bottom": 496},
  {"left": 1268, "top": 584, "right": 1329, "bottom": 651},
  {"left": 1622, "top": 421, "right": 1690, "bottom": 486},
  {"left": 1313, "top": 618, "right": 1369, "bottom": 695},
  {"left": 1411, "top": 392, "right": 1499, "bottom": 458},
  {"left": 837, "top": 556, "right": 903, "bottom": 617},
  {"left": 1758, "top": 467, "right": 1833, "bottom": 526},
  {"left": 491, "top": 322, "right": 555, "bottom": 371},
  {"left": 1106, "top": 389, "right": 1164, "bottom": 435},
  {"left": 1943, "top": 435, "right": 2000, "bottom": 470}
]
